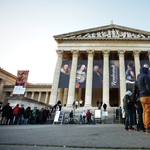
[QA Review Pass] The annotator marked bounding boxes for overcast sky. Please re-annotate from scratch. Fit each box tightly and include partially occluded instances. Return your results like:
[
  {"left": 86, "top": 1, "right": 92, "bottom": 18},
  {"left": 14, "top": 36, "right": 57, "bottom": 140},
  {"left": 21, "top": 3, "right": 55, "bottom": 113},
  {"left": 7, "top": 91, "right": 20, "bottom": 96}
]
[{"left": 0, "top": 0, "right": 150, "bottom": 84}]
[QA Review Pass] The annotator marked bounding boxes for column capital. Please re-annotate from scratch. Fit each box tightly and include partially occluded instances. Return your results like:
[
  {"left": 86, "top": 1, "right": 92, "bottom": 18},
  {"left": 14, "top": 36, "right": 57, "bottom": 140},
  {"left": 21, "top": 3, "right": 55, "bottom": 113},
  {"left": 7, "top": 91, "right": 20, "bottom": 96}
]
[
  {"left": 56, "top": 50, "right": 64, "bottom": 57},
  {"left": 102, "top": 50, "right": 110, "bottom": 56},
  {"left": 71, "top": 50, "right": 79, "bottom": 57},
  {"left": 133, "top": 50, "right": 141, "bottom": 57},
  {"left": 118, "top": 50, "right": 125, "bottom": 57},
  {"left": 87, "top": 50, "right": 94, "bottom": 57}
]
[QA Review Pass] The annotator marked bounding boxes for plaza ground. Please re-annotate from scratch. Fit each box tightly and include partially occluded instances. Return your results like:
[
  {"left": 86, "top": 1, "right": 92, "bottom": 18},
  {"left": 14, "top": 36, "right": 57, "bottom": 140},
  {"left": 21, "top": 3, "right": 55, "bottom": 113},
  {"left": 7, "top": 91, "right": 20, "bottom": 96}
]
[{"left": 0, "top": 124, "right": 150, "bottom": 150}]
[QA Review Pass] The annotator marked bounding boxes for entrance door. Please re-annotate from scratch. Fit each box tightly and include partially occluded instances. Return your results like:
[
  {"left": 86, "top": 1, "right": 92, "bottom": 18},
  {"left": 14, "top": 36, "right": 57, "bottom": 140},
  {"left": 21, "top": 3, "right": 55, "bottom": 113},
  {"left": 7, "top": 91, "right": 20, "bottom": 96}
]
[{"left": 109, "top": 88, "right": 118, "bottom": 107}]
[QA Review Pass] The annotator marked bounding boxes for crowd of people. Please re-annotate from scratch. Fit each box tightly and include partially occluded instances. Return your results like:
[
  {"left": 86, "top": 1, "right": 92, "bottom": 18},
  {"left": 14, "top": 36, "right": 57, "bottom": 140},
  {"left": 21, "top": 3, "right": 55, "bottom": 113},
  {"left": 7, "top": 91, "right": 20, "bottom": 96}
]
[
  {"left": 122, "top": 64, "right": 150, "bottom": 135},
  {"left": 0, "top": 103, "right": 51, "bottom": 125}
]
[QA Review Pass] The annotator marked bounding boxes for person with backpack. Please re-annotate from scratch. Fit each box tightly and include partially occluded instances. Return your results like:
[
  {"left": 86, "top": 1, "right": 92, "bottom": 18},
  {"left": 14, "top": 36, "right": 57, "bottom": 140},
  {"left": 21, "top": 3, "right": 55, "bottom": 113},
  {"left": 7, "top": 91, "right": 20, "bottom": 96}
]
[{"left": 123, "top": 90, "right": 135, "bottom": 131}]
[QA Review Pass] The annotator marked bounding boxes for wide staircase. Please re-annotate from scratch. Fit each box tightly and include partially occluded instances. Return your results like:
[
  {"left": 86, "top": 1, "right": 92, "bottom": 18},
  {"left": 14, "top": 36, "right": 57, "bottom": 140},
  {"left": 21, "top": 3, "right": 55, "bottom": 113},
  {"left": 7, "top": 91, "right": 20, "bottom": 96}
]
[{"left": 47, "top": 107, "right": 120, "bottom": 124}]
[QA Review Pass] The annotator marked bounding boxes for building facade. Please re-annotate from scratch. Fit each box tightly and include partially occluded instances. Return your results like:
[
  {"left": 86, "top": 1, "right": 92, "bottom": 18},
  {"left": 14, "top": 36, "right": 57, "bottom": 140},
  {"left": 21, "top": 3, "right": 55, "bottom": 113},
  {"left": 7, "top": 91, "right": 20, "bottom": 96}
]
[{"left": 49, "top": 24, "right": 150, "bottom": 108}]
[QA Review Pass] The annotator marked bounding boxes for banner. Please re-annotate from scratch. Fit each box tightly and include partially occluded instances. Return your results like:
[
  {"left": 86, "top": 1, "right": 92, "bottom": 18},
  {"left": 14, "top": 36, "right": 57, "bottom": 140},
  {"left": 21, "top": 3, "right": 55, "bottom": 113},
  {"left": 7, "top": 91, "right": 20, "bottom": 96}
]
[
  {"left": 58, "top": 60, "right": 72, "bottom": 88},
  {"left": 125, "top": 61, "right": 136, "bottom": 88},
  {"left": 92, "top": 60, "right": 103, "bottom": 88},
  {"left": 13, "top": 70, "right": 29, "bottom": 94},
  {"left": 75, "top": 60, "right": 87, "bottom": 88},
  {"left": 109, "top": 60, "right": 119, "bottom": 88}
]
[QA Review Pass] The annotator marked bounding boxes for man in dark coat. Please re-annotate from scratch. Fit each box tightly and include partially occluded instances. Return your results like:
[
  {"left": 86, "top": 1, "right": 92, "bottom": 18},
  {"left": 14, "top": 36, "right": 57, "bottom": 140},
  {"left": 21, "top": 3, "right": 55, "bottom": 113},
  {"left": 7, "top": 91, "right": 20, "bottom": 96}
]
[
  {"left": 0, "top": 103, "right": 11, "bottom": 125},
  {"left": 93, "top": 64, "right": 103, "bottom": 88},
  {"left": 137, "top": 66, "right": 150, "bottom": 135},
  {"left": 59, "top": 64, "right": 70, "bottom": 88},
  {"left": 18, "top": 104, "right": 24, "bottom": 125}
]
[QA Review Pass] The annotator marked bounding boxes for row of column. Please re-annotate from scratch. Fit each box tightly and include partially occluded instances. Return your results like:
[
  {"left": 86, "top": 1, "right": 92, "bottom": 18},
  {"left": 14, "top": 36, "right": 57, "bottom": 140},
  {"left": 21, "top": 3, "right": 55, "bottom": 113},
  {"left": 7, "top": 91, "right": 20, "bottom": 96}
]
[
  {"left": 24, "top": 91, "right": 49, "bottom": 104},
  {"left": 49, "top": 49, "right": 150, "bottom": 107}
]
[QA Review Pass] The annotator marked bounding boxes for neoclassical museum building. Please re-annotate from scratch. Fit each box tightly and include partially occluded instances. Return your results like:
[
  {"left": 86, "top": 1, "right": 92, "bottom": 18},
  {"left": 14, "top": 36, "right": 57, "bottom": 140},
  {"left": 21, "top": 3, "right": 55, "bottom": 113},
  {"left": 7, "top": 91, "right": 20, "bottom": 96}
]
[
  {"left": 1, "top": 24, "right": 150, "bottom": 108},
  {"left": 49, "top": 24, "right": 150, "bottom": 108}
]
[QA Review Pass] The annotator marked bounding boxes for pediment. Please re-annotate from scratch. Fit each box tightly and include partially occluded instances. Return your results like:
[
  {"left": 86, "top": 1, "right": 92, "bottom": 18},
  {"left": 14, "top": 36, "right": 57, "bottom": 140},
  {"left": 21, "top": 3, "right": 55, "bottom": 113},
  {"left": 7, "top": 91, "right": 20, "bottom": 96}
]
[{"left": 54, "top": 24, "right": 150, "bottom": 43}]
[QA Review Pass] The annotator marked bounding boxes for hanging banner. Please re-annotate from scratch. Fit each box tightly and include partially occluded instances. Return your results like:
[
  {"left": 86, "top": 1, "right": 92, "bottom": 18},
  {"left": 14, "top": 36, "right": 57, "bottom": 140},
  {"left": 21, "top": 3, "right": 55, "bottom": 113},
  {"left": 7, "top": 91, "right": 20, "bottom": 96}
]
[
  {"left": 140, "top": 60, "right": 150, "bottom": 77},
  {"left": 125, "top": 61, "right": 136, "bottom": 88},
  {"left": 109, "top": 60, "right": 120, "bottom": 88},
  {"left": 58, "top": 60, "right": 72, "bottom": 88},
  {"left": 93, "top": 60, "right": 103, "bottom": 88},
  {"left": 13, "top": 70, "right": 29, "bottom": 94},
  {"left": 75, "top": 60, "right": 87, "bottom": 88}
]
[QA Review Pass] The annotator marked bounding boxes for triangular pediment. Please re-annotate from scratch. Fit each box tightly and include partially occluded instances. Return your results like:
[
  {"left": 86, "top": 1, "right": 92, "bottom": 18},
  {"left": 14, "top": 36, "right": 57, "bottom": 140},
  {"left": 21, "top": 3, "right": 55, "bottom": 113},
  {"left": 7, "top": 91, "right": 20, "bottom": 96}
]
[{"left": 54, "top": 24, "right": 150, "bottom": 43}]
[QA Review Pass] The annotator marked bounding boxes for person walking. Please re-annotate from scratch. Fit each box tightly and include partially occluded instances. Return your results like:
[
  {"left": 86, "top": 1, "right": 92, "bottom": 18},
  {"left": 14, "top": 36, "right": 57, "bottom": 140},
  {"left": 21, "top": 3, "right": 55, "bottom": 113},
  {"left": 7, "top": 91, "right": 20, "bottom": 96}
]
[
  {"left": 123, "top": 90, "right": 135, "bottom": 131},
  {"left": 82, "top": 110, "right": 86, "bottom": 123},
  {"left": 137, "top": 66, "right": 150, "bottom": 134}
]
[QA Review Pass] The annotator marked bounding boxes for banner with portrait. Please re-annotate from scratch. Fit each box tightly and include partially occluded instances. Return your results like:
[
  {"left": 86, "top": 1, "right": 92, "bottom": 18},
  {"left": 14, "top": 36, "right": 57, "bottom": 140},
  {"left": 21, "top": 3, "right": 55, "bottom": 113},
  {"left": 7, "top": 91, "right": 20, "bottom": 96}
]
[
  {"left": 13, "top": 70, "right": 29, "bottom": 94},
  {"left": 75, "top": 60, "right": 87, "bottom": 88},
  {"left": 109, "top": 60, "right": 120, "bottom": 88},
  {"left": 140, "top": 60, "right": 150, "bottom": 76},
  {"left": 58, "top": 60, "right": 72, "bottom": 88},
  {"left": 92, "top": 60, "right": 103, "bottom": 88},
  {"left": 125, "top": 61, "right": 136, "bottom": 88}
]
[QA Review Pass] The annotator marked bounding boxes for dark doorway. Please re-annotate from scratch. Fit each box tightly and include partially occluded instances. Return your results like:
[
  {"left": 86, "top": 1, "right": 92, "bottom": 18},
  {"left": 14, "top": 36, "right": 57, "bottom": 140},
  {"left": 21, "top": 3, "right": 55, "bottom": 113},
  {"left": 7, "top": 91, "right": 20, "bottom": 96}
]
[{"left": 109, "top": 88, "right": 118, "bottom": 107}]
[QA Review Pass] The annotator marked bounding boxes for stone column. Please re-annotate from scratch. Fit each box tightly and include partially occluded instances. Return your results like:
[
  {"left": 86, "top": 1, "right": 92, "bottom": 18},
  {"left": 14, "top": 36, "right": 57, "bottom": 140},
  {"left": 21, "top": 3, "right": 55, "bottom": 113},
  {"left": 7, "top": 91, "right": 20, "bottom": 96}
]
[
  {"left": 67, "top": 50, "right": 79, "bottom": 107},
  {"left": 49, "top": 50, "right": 63, "bottom": 105},
  {"left": 24, "top": 92, "right": 27, "bottom": 97},
  {"left": 31, "top": 92, "right": 35, "bottom": 99},
  {"left": 1, "top": 92, "right": 6, "bottom": 104},
  {"left": 45, "top": 92, "right": 49, "bottom": 104},
  {"left": 0, "top": 79, "right": 5, "bottom": 102},
  {"left": 102, "top": 50, "right": 110, "bottom": 107},
  {"left": 118, "top": 50, "right": 126, "bottom": 107},
  {"left": 57, "top": 88, "right": 64, "bottom": 101},
  {"left": 84, "top": 50, "right": 94, "bottom": 107},
  {"left": 63, "top": 88, "right": 68, "bottom": 106},
  {"left": 148, "top": 50, "right": 150, "bottom": 63},
  {"left": 38, "top": 92, "right": 41, "bottom": 102},
  {"left": 133, "top": 50, "right": 141, "bottom": 78}
]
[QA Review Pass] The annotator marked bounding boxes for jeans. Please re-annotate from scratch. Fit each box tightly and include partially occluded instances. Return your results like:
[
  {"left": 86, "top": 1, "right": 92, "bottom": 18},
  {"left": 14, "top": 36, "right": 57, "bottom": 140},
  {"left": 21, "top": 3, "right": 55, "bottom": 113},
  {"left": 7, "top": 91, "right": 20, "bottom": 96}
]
[
  {"left": 140, "top": 96, "right": 150, "bottom": 129},
  {"left": 32, "top": 116, "right": 37, "bottom": 124},
  {"left": 124, "top": 109, "right": 132, "bottom": 128},
  {"left": 19, "top": 114, "right": 23, "bottom": 125},
  {"left": 14, "top": 114, "right": 19, "bottom": 125},
  {"left": 24, "top": 119, "right": 28, "bottom": 125}
]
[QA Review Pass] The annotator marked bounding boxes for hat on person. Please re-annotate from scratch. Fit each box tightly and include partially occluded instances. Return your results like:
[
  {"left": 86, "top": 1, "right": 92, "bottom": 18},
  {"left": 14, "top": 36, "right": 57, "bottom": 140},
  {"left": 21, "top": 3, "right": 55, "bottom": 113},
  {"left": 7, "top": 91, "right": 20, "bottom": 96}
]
[
  {"left": 126, "top": 90, "right": 132, "bottom": 96},
  {"left": 34, "top": 107, "right": 37, "bottom": 109}
]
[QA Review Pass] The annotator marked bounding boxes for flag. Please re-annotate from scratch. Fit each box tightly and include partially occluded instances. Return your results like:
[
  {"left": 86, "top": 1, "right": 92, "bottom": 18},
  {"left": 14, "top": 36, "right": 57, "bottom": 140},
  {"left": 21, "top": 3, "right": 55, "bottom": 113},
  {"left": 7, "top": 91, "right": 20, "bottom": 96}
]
[{"left": 109, "top": 20, "right": 113, "bottom": 25}]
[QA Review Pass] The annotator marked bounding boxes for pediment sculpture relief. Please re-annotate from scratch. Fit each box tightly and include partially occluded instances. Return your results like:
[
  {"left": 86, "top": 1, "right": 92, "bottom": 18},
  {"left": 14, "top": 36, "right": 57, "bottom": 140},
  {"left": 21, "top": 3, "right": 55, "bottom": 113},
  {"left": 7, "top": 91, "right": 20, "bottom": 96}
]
[{"left": 68, "top": 29, "right": 150, "bottom": 39}]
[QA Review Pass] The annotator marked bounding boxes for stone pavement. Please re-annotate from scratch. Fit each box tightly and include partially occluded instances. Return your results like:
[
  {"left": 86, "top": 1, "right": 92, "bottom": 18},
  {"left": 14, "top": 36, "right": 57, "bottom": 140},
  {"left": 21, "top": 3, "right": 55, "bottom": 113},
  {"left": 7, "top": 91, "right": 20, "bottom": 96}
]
[{"left": 0, "top": 124, "right": 150, "bottom": 150}]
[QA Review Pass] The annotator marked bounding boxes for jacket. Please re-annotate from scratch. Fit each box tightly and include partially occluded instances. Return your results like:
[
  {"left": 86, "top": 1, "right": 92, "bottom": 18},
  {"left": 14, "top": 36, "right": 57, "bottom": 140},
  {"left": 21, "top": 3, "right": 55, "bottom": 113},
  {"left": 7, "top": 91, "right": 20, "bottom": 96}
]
[
  {"left": 123, "top": 91, "right": 134, "bottom": 109},
  {"left": 132, "top": 81, "right": 140, "bottom": 104},
  {"left": 137, "top": 67, "right": 150, "bottom": 97},
  {"left": 13, "top": 106, "right": 19, "bottom": 115}
]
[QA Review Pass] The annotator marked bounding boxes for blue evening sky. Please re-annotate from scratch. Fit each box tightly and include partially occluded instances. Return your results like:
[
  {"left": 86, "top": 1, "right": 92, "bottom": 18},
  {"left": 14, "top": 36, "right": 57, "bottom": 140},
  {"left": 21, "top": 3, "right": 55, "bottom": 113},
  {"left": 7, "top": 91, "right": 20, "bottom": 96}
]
[{"left": 0, "top": 0, "right": 150, "bottom": 83}]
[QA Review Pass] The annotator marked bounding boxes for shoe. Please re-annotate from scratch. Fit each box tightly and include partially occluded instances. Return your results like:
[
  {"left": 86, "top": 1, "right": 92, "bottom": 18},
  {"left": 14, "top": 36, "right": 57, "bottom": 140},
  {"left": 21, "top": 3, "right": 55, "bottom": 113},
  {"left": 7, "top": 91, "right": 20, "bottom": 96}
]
[
  {"left": 124, "top": 128, "right": 128, "bottom": 131},
  {"left": 139, "top": 130, "right": 145, "bottom": 132},
  {"left": 129, "top": 127, "right": 135, "bottom": 131},
  {"left": 146, "top": 128, "right": 150, "bottom": 135}
]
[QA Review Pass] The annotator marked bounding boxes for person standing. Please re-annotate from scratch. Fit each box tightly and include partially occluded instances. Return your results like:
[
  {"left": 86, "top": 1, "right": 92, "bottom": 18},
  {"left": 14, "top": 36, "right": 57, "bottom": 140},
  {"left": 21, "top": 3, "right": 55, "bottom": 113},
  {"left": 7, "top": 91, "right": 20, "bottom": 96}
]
[
  {"left": 123, "top": 91, "right": 134, "bottom": 131},
  {"left": 32, "top": 107, "right": 37, "bottom": 124},
  {"left": 103, "top": 103, "right": 107, "bottom": 111},
  {"left": 82, "top": 110, "right": 86, "bottom": 123},
  {"left": 13, "top": 104, "right": 19, "bottom": 125},
  {"left": 24, "top": 107, "right": 31, "bottom": 125},
  {"left": 75, "top": 100, "right": 78, "bottom": 109},
  {"left": 118, "top": 107, "right": 122, "bottom": 124},
  {"left": 0, "top": 103, "right": 11, "bottom": 125},
  {"left": 137, "top": 66, "right": 150, "bottom": 135},
  {"left": 18, "top": 104, "right": 24, "bottom": 125},
  {"left": 79, "top": 99, "right": 83, "bottom": 107}
]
